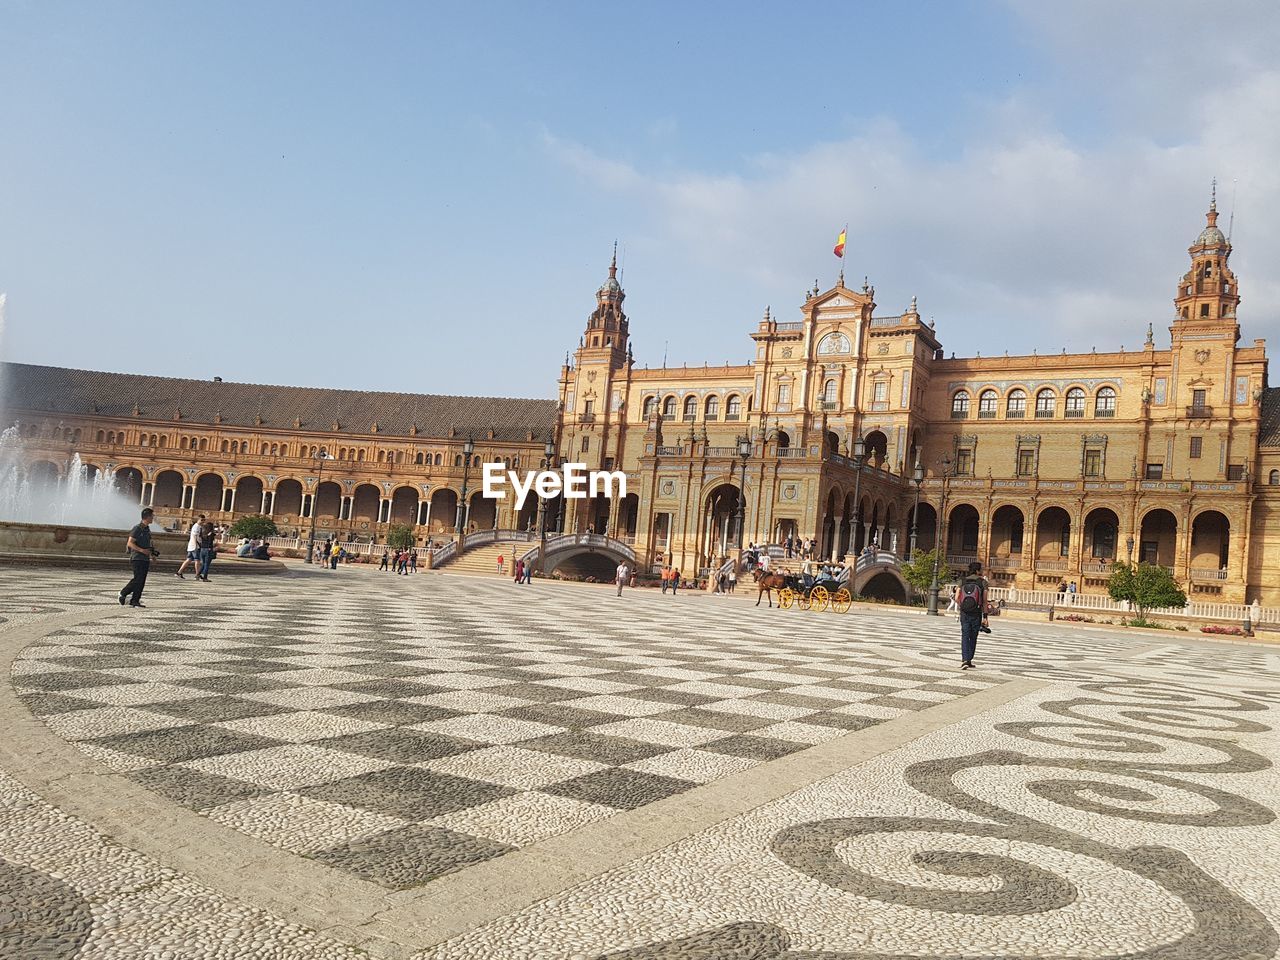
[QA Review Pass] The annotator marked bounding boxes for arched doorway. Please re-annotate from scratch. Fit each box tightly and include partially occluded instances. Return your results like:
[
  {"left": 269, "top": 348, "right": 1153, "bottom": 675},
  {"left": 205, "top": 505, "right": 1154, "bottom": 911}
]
[
  {"left": 947, "top": 504, "right": 980, "bottom": 560},
  {"left": 1139, "top": 509, "right": 1177, "bottom": 567},
  {"left": 275, "top": 479, "right": 303, "bottom": 518},
  {"left": 113, "top": 467, "right": 143, "bottom": 502},
  {"left": 820, "top": 488, "right": 839, "bottom": 560},
  {"left": 912, "top": 502, "right": 938, "bottom": 555},
  {"left": 468, "top": 491, "right": 496, "bottom": 531},
  {"left": 352, "top": 484, "right": 380, "bottom": 522},
  {"left": 864, "top": 430, "right": 888, "bottom": 470},
  {"left": 826, "top": 431, "right": 840, "bottom": 456},
  {"left": 614, "top": 493, "right": 640, "bottom": 541},
  {"left": 429, "top": 490, "right": 458, "bottom": 537},
  {"left": 315, "top": 481, "right": 342, "bottom": 521},
  {"left": 1035, "top": 506, "right": 1072, "bottom": 564},
  {"left": 516, "top": 493, "right": 540, "bottom": 532},
  {"left": 1190, "top": 510, "right": 1229, "bottom": 574},
  {"left": 193, "top": 473, "right": 223, "bottom": 512},
  {"left": 989, "top": 505, "right": 1025, "bottom": 563},
  {"left": 153, "top": 470, "right": 183, "bottom": 510},
  {"left": 704, "top": 483, "right": 742, "bottom": 561},
  {"left": 390, "top": 487, "right": 418, "bottom": 525},
  {"left": 235, "top": 476, "right": 264, "bottom": 515},
  {"left": 838, "top": 492, "right": 855, "bottom": 557},
  {"left": 1083, "top": 507, "right": 1120, "bottom": 560}
]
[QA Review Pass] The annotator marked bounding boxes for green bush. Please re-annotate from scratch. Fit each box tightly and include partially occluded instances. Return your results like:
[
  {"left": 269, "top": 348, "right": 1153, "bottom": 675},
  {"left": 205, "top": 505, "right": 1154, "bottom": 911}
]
[
  {"left": 900, "top": 548, "right": 943, "bottom": 594},
  {"left": 385, "top": 524, "right": 416, "bottom": 550},
  {"left": 1108, "top": 562, "right": 1186, "bottom": 620},
  {"left": 227, "top": 515, "right": 278, "bottom": 540}
]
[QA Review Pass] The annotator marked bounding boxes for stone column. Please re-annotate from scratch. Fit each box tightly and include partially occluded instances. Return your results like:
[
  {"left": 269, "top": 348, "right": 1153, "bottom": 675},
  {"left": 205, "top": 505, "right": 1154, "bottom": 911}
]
[{"left": 226, "top": 487, "right": 236, "bottom": 513}]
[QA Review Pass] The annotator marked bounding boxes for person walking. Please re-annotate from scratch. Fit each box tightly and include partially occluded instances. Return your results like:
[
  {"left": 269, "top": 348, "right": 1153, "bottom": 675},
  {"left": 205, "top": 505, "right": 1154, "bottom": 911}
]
[
  {"left": 670, "top": 568, "right": 680, "bottom": 594},
  {"left": 120, "top": 507, "right": 158, "bottom": 607},
  {"left": 379, "top": 549, "right": 389, "bottom": 571},
  {"left": 660, "top": 565, "right": 669, "bottom": 594},
  {"left": 197, "top": 520, "right": 216, "bottom": 581},
  {"left": 954, "top": 561, "right": 989, "bottom": 670},
  {"left": 175, "top": 515, "right": 204, "bottom": 579},
  {"left": 727, "top": 563, "right": 737, "bottom": 594},
  {"left": 514, "top": 558, "right": 524, "bottom": 584},
  {"left": 523, "top": 560, "right": 532, "bottom": 584},
  {"left": 615, "top": 561, "right": 629, "bottom": 597},
  {"left": 497, "top": 552, "right": 505, "bottom": 576},
  {"left": 409, "top": 550, "right": 417, "bottom": 574}
]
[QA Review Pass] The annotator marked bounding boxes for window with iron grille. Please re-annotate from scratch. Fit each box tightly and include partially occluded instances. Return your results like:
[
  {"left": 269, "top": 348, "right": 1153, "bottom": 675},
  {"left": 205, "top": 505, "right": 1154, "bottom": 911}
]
[{"left": 1189, "top": 436, "right": 1202, "bottom": 459}]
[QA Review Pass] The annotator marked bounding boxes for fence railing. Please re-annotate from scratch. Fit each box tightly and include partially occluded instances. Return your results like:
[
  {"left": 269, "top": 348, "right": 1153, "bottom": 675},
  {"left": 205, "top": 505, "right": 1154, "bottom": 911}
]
[{"left": 986, "top": 585, "right": 1274, "bottom": 624}]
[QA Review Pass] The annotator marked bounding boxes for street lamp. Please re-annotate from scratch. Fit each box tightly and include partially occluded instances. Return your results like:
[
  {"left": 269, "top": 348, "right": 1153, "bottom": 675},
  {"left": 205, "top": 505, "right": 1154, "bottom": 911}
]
[
  {"left": 926, "top": 455, "right": 954, "bottom": 616},
  {"left": 848, "top": 433, "right": 866, "bottom": 558},
  {"left": 734, "top": 434, "right": 751, "bottom": 549},
  {"left": 909, "top": 456, "right": 924, "bottom": 561},
  {"left": 305, "top": 448, "right": 331, "bottom": 564},
  {"left": 539, "top": 437, "right": 556, "bottom": 572},
  {"left": 454, "top": 435, "right": 475, "bottom": 537}
]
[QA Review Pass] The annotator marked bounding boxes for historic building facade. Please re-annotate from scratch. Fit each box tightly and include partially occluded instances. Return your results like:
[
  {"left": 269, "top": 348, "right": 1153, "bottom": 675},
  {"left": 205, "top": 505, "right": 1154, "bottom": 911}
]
[
  {"left": 4, "top": 194, "right": 1279, "bottom": 601},
  {"left": 556, "top": 196, "right": 1278, "bottom": 604}
]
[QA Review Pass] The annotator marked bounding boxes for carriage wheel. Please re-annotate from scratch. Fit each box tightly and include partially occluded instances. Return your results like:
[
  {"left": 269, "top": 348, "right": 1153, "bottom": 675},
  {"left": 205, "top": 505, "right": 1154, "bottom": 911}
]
[
  {"left": 809, "top": 586, "right": 829, "bottom": 612},
  {"left": 778, "top": 588, "right": 794, "bottom": 609},
  {"left": 796, "top": 591, "right": 811, "bottom": 610},
  {"left": 831, "top": 588, "right": 852, "bottom": 614}
]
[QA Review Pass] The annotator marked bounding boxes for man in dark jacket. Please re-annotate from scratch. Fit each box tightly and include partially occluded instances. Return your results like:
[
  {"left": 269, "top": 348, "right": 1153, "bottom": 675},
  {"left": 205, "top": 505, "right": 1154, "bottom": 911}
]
[
  {"left": 120, "top": 508, "right": 159, "bottom": 607},
  {"left": 953, "top": 560, "right": 989, "bottom": 670}
]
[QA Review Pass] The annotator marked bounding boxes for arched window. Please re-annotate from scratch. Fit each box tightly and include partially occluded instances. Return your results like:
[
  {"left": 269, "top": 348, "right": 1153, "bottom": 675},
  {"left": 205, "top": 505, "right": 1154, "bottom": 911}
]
[
  {"left": 726, "top": 394, "right": 742, "bottom": 420},
  {"left": 158, "top": 435, "right": 167, "bottom": 448},
  {"left": 662, "top": 396, "right": 677, "bottom": 419},
  {"left": 705, "top": 395, "right": 720, "bottom": 420},
  {"left": 357, "top": 449, "right": 365, "bottom": 461},
  {"left": 1035, "top": 389, "right": 1056, "bottom": 418},
  {"left": 96, "top": 430, "right": 105, "bottom": 443},
  {"left": 1270, "top": 470, "right": 1279, "bottom": 486},
  {"left": 395, "top": 451, "right": 403, "bottom": 463},
  {"left": 978, "top": 390, "right": 998, "bottom": 418},
  {"left": 1096, "top": 386, "right": 1117, "bottom": 417},
  {"left": 683, "top": 396, "right": 698, "bottom": 420},
  {"left": 643, "top": 396, "right": 657, "bottom": 419},
  {"left": 1065, "top": 387, "right": 1086, "bottom": 417},
  {"left": 434, "top": 453, "right": 442, "bottom": 466},
  {"left": 472, "top": 455, "right": 481, "bottom": 468},
  {"left": 951, "top": 391, "right": 970, "bottom": 419},
  {"left": 107, "top": 431, "right": 116, "bottom": 444},
  {"left": 415, "top": 453, "right": 424, "bottom": 464},
  {"left": 822, "top": 379, "right": 837, "bottom": 403},
  {"left": 454, "top": 454, "right": 463, "bottom": 467},
  {"left": 377, "top": 450, "right": 386, "bottom": 462}
]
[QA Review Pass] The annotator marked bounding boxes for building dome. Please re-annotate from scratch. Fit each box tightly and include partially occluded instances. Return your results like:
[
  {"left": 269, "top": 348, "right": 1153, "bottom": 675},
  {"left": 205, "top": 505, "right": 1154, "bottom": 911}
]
[
  {"left": 599, "top": 276, "right": 621, "bottom": 295},
  {"left": 1196, "top": 224, "right": 1227, "bottom": 248}
]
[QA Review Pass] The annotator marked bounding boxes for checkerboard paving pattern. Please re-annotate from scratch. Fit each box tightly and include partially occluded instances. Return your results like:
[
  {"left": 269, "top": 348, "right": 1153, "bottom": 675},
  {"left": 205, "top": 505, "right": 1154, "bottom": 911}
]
[{"left": 12, "top": 581, "right": 1001, "bottom": 890}]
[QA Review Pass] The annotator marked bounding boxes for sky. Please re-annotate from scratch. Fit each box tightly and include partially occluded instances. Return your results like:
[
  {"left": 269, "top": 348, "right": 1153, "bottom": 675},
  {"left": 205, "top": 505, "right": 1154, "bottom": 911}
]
[{"left": 3, "top": 1, "right": 1279, "bottom": 399}]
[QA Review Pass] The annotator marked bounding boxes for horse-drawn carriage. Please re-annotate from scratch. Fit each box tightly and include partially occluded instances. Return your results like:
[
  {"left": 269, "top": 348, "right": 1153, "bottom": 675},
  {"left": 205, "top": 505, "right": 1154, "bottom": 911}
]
[{"left": 755, "top": 560, "right": 852, "bottom": 613}]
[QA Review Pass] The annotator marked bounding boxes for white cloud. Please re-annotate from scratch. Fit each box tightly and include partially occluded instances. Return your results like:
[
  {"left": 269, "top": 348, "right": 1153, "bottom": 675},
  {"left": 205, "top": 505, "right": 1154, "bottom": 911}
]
[{"left": 540, "top": 7, "right": 1280, "bottom": 365}]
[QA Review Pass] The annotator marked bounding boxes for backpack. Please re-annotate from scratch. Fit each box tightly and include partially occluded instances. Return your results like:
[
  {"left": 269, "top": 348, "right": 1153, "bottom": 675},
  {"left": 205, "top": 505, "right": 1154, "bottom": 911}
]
[{"left": 958, "top": 578, "right": 984, "bottom": 615}]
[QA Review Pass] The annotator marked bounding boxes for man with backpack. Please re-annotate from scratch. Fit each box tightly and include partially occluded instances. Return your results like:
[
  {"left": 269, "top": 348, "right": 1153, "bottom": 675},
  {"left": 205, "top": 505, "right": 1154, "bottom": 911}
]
[{"left": 953, "top": 560, "right": 989, "bottom": 670}]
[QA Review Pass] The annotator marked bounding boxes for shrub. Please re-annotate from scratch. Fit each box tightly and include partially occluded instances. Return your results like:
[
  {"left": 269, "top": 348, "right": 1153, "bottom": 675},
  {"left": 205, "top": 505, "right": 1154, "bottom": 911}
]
[
  {"left": 227, "top": 515, "right": 278, "bottom": 540},
  {"left": 1108, "top": 562, "right": 1186, "bottom": 620},
  {"left": 385, "top": 524, "right": 416, "bottom": 550},
  {"left": 901, "top": 548, "right": 943, "bottom": 594},
  {"left": 1057, "top": 614, "right": 1094, "bottom": 622},
  {"left": 1201, "top": 624, "right": 1247, "bottom": 636}
]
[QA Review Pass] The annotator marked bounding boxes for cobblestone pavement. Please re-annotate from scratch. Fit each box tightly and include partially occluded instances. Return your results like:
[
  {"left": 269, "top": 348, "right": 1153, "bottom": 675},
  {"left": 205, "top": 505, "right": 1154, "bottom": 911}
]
[{"left": 2, "top": 567, "right": 1278, "bottom": 958}]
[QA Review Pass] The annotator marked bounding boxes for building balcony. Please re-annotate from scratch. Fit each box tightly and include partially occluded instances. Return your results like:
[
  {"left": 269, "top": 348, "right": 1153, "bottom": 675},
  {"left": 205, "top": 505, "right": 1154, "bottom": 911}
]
[
  {"left": 579, "top": 413, "right": 596, "bottom": 424},
  {"left": 1081, "top": 560, "right": 1114, "bottom": 575},
  {"left": 1190, "top": 567, "right": 1228, "bottom": 581},
  {"left": 1065, "top": 408, "right": 1085, "bottom": 418},
  {"left": 978, "top": 409, "right": 996, "bottom": 419},
  {"left": 1095, "top": 407, "right": 1115, "bottom": 418},
  {"left": 704, "top": 446, "right": 742, "bottom": 458},
  {"left": 1187, "top": 405, "right": 1214, "bottom": 418},
  {"left": 1036, "top": 559, "right": 1069, "bottom": 572},
  {"left": 655, "top": 446, "right": 684, "bottom": 457},
  {"left": 724, "top": 413, "right": 741, "bottom": 421},
  {"left": 820, "top": 401, "right": 839, "bottom": 411},
  {"left": 1006, "top": 409, "right": 1025, "bottom": 418},
  {"left": 777, "top": 447, "right": 809, "bottom": 458},
  {"left": 1035, "top": 409, "right": 1055, "bottom": 419},
  {"left": 951, "top": 411, "right": 969, "bottom": 420},
  {"left": 987, "top": 556, "right": 1021, "bottom": 570}
]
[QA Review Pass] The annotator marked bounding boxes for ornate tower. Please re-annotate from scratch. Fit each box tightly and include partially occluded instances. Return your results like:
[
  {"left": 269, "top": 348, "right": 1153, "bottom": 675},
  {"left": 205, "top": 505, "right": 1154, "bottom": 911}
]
[
  {"left": 578, "top": 247, "right": 630, "bottom": 370},
  {"left": 1173, "top": 183, "right": 1240, "bottom": 328}
]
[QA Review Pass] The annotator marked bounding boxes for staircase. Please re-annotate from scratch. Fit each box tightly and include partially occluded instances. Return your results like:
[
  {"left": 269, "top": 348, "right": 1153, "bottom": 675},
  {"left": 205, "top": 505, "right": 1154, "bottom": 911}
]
[{"left": 438, "top": 543, "right": 523, "bottom": 577}]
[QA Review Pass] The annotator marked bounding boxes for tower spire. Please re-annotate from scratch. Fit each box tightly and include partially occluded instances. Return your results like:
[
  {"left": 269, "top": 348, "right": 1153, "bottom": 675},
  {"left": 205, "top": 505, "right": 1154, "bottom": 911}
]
[
  {"left": 1210, "top": 178, "right": 1217, "bottom": 212},
  {"left": 610, "top": 240, "right": 617, "bottom": 278}
]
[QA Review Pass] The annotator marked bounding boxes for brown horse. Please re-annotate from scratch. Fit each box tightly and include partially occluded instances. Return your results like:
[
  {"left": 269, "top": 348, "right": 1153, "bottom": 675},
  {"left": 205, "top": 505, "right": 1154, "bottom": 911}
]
[{"left": 753, "top": 567, "right": 789, "bottom": 607}]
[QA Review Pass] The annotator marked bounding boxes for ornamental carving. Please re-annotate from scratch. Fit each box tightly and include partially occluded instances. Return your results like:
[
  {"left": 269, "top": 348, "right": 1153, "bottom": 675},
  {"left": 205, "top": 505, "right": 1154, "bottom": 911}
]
[
  {"left": 1194, "top": 349, "right": 1211, "bottom": 364},
  {"left": 817, "top": 333, "right": 851, "bottom": 356}
]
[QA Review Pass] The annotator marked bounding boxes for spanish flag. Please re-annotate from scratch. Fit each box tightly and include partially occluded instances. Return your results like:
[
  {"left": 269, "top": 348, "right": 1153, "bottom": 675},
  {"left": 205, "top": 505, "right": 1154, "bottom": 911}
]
[{"left": 833, "top": 226, "right": 847, "bottom": 259}]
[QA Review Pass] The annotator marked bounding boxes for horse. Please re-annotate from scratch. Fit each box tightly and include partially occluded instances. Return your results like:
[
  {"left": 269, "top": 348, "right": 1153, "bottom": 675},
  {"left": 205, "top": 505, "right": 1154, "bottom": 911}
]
[{"left": 753, "top": 567, "right": 789, "bottom": 607}]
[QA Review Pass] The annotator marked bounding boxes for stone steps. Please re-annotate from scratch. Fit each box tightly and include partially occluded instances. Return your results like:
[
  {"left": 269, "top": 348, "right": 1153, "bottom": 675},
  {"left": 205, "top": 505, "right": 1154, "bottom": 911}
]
[{"left": 439, "top": 543, "right": 526, "bottom": 576}]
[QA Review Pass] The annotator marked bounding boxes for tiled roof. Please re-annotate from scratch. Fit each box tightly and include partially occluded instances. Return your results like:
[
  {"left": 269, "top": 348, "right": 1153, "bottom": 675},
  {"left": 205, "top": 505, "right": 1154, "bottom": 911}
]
[
  {"left": 0, "top": 362, "right": 558, "bottom": 444},
  {"left": 1260, "top": 387, "right": 1280, "bottom": 447}
]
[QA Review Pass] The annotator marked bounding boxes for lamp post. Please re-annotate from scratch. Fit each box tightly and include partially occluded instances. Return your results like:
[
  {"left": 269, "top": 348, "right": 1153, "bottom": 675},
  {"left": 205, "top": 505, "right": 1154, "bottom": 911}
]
[
  {"left": 909, "top": 456, "right": 924, "bottom": 561},
  {"left": 848, "top": 433, "right": 866, "bottom": 558},
  {"left": 734, "top": 434, "right": 751, "bottom": 549},
  {"left": 305, "top": 448, "right": 330, "bottom": 564},
  {"left": 926, "top": 455, "right": 954, "bottom": 616},
  {"left": 538, "top": 437, "right": 556, "bottom": 572},
  {"left": 454, "top": 435, "right": 475, "bottom": 538}
]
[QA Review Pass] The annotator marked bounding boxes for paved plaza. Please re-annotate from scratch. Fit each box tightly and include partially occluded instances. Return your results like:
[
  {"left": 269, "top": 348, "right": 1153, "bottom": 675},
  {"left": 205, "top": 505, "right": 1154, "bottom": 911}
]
[{"left": 0, "top": 567, "right": 1278, "bottom": 958}]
